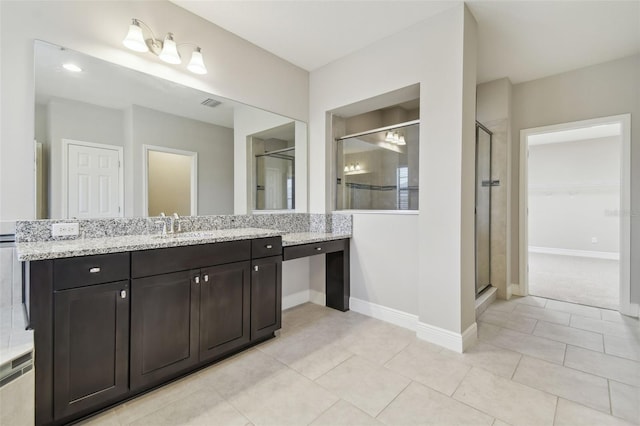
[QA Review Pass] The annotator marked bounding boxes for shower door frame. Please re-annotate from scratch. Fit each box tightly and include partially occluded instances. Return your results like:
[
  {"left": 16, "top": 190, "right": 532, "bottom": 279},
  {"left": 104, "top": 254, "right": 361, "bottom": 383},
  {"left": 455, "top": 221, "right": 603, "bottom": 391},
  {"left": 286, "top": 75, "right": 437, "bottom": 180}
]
[{"left": 475, "top": 121, "right": 493, "bottom": 296}]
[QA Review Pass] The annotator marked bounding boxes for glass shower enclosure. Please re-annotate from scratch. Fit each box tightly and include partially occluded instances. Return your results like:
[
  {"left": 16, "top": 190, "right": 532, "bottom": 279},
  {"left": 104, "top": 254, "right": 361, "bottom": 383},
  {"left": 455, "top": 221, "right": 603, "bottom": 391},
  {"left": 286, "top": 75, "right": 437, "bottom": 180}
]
[{"left": 475, "top": 122, "right": 493, "bottom": 296}]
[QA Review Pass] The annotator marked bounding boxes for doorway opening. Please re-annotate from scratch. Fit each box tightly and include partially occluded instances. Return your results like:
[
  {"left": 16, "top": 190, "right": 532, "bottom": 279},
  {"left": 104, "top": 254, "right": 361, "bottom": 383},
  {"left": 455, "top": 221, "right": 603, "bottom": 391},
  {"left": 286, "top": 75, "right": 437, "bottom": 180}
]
[
  {"left": 519, "top": 115, "right": 632, "bottom": 314},
  {"left": 143, "top": 145, "right": 198, "bottom": 216}
]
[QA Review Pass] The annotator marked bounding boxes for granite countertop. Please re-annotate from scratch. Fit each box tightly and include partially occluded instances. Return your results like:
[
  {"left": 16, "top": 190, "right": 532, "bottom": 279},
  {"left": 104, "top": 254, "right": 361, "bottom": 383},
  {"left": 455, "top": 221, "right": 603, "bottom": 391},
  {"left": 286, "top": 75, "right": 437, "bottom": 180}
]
[
  {"left": 281, "top": 232, "right": 351, "bottom": 246},
  {"left": 16, "top": 228, "right": 352, "bottom": 261}
]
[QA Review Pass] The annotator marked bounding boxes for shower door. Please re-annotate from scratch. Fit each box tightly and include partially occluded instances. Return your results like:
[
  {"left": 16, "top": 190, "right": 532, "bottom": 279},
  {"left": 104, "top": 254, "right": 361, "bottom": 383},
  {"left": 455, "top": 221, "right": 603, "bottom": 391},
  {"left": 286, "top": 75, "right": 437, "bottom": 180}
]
[{"left": 475, "top": 123, "right": 492, "bottom": 295}]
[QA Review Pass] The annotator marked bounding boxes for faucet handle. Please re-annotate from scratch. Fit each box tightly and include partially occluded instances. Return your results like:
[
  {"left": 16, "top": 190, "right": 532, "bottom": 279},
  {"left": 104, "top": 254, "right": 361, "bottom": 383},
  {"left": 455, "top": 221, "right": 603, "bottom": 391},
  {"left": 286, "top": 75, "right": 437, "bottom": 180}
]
[{"left": 154, "top": 220, "right": 167, "bottom": 236}]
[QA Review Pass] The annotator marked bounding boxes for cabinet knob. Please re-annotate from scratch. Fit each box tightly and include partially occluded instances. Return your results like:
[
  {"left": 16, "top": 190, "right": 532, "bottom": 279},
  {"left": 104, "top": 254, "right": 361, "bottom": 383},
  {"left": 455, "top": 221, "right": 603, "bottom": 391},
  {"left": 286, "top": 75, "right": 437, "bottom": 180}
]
[
  {"left": 120, "top": 290, "right": 127, "bottom": 299},
  {"left": 194, "top": 276, "right": 200, "bottom": 284},
  {"left": 203, "top": 274, "right": 209, "bottom": 282},
  {"left": 265, "top": 244, "right": 273, "bottom": 249},
  {"left": 89, "top": 267, "right": 101, "bottom": 273},
  {"left": 315, "top": 247, "right": 322, "bottom": 251},
  {"left": 254, "top": 265, "right": 259, "bottom": 272}
]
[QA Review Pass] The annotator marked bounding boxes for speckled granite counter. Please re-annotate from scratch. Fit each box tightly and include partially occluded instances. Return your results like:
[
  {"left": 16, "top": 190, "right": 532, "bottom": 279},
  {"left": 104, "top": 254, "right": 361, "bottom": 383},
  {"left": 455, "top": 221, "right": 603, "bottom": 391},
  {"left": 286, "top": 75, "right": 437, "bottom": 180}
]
[
  {"left": 16, "top": 228, "right": 352, "bottom": 261},
  {"left": 281, "top": 232, "right": 351, "bottom": 246},
  {"left": 16, "top": 228, "right": 283, "bottom": 261}
]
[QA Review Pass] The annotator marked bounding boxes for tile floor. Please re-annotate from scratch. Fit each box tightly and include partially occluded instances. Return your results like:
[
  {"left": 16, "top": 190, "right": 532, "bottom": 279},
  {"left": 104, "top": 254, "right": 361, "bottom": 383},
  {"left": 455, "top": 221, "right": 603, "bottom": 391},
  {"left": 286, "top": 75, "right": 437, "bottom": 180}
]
[{"left": 83, "top": 297, "right": 639, "bottom": 426}]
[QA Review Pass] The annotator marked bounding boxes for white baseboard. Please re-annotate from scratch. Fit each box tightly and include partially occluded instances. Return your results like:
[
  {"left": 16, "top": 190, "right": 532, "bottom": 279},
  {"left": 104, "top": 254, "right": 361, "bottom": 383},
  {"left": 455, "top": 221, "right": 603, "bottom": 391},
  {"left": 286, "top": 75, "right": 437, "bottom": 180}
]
[
  {"left": 309, "top": 290, "right": 325, "bottom": 306},
  {"left": 282, "top": 289, "right": 326, "bottom": 310},
  {"left": 416, "top": 321, "right": 478, "bottom": 353},
  {"left": 349, "top": 297, "right": 418, "bottom": 331},
  {"left": 282, "top": 290, "right": 311, "bottom": 310},
  {"left": 528, "top": 246, "right": 619, "bottom": 260},
  {"left": 510, "top": 283, "right": 525, "bottom": 297}
]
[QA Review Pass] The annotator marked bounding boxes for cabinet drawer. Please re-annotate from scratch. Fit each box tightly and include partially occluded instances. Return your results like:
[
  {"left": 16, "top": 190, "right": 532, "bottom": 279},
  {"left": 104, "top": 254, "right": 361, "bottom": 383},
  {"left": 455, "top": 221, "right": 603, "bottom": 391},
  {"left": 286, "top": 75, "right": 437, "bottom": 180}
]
[
  {"left": 132, "top": 240, "right": 251, "bottom": 278},
  {"left": 283, "top": 239, "right": 348, "bottom": 261},
  {"left": 251, "top": 237, "right": 282, "bottom": 259},
  {"left": 54, "top": 253, "right": 130, "bottom": 290}
]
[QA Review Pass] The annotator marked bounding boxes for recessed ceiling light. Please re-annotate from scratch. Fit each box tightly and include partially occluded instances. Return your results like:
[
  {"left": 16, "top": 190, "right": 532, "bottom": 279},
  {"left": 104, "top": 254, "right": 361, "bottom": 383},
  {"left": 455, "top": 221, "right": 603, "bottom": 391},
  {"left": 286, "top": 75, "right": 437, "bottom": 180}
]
[{"left": 62, "top": 63, "right": 82, "bottom": 72}]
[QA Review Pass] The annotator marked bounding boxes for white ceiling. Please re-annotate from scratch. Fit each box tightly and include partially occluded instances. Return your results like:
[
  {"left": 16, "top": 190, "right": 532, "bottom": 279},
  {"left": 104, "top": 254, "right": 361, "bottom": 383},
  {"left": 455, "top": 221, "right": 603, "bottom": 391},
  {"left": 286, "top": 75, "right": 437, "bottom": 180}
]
[{"left": 171, "top": 0, "right": 640, "bottom": 84}]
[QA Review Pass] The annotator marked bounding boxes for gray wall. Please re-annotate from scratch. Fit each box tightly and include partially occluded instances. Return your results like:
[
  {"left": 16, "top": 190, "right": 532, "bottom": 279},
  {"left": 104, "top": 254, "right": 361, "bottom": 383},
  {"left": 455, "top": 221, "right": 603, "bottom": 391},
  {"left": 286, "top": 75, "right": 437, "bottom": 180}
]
[
  {"left": 511, "top": 54, "right": 639, "bottom": 302},
  {"left": 528, "top": 136, "right": 621, "bottom": 253},
  {"left": 47, "top": 98, "right": 125, "bottom": 219},
  {"left": 130, "top": 105, "right": 234, "bottom": 216}
]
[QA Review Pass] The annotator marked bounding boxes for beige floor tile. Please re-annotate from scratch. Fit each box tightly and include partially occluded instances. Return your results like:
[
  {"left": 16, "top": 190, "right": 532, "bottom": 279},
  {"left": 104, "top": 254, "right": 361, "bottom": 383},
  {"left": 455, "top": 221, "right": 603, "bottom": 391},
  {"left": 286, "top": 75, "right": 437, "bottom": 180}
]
[
  {"left": 196, "top": 348, "right": 287, "bottom": 400},
  {"left": 601, "top": 309, "right": 638, "bottom": 324},
  {"left": 315, "top": 355, "right": 410, "bottom": 417},
  {"left": 564, "top": 346, "right": 640, "bottom": 386},
  {"left": 513, "top": 356, "right": 610, "bottom": 413},
  {"left": 554, "top": 398, "right": 634, "bottom": 426},
  {"left": 545, "top": 299, "right": 602, "bottom": 319},
  {"left": 604, "top": 334, "right": 640, "bottom": 362},
  {"left": 570, "top": 315, "right": 640, "bottom": 339},
  {"left": 513, "top": 304, "right": 571, "bottom": 325},
  {"left": 79, "top": 409, "right": 121, "bottom": 426},
  {"left": 477, "top": 321, "right": 502, "bottom": 341},
  {"left": 129, "top": 389, "right": 250, "bottom": 426},
  {"left": 281, "top": 302, "right": 337, "bottom": 332},
  {"left": 453, "top": 367, "right": 557, "bottom": 426},
  {"left": 513, "top": 295, "right": 548, "bottom": 307},
  {"left": 483, "top": 327, "right": 567, "bottom": 364},
  {"left": 114, "top": 373, "right": 208, "bottom": 424},
  {"left": 533, "top": 321, "right": 604, "bottom": 352},
  {"left": 479, "top": 310, "right": 537, "bottom": 334},
  {"left": 377, "top": 381, "right": 493, "bottom": 426},
  {"left": 0, "top": 370, "right": 34, "bottom": 426},
  {"left": 338, "top": 319, "right": 414, "bottom": 365},
  {"left": 609, "top": 381, "right": 640, "bottom": 424},
  {"left": 486, "top": 299, "right": 518, "bottom": 313},
  {"left": 228, "top": 368, "right": 338, "bottom": 426},
  {"left": 257, "top": 324, "right": 352, "bottom": 380},
  {"left": 442, "top": 341, "right": 522, "bottom": 379},
  {"left": 492, "top": 420, "right": 512, "bottom": 426},
  {"left": 385, "top": 340, "right": 471, "bottom": 395},
  {"left": 309, "top": 400, "right": 382, "bottom": 426}
]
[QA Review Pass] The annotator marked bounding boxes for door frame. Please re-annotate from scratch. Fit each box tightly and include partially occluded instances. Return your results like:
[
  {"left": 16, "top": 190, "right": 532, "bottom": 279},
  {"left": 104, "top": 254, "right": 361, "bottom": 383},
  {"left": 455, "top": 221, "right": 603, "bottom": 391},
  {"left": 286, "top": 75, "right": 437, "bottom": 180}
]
[
  {"left": 61, "top": 139, "right": 124, "bottom": 219},
  {"left": 518, "top": 114, "right": 635, "bottom": 316},
  {"left": 142, "top": 144, "right": 198, "bottom": 216}
]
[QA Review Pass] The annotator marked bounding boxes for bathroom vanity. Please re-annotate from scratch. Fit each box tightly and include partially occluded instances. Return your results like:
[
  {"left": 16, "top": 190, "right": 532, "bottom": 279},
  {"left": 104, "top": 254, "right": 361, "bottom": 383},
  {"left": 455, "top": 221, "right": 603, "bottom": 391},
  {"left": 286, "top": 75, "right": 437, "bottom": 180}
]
[{"left": 17, "top": 218, "right": 351, "bottom": 426}]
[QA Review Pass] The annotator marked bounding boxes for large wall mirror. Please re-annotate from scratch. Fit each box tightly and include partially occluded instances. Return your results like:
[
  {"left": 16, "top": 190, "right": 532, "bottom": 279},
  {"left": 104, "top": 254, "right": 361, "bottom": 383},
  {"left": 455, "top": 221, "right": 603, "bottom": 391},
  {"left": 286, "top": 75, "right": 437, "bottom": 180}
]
[{"left": 34, "top": 40, "right": 307, "bottom": 219}]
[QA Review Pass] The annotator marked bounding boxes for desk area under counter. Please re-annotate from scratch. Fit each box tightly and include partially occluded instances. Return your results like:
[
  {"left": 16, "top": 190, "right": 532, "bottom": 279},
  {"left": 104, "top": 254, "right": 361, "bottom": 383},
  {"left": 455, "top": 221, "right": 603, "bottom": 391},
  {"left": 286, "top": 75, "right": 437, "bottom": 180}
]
[{"left": 15, "top": 213, "right": 351, "bottom": 426}]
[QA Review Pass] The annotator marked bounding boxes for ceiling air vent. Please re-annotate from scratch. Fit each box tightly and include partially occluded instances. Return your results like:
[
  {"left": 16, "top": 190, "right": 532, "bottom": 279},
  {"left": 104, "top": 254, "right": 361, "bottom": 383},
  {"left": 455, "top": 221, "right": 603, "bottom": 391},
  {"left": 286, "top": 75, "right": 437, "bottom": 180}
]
[{"left": 201, "top": 98, "right": 222, "bottom": 108}]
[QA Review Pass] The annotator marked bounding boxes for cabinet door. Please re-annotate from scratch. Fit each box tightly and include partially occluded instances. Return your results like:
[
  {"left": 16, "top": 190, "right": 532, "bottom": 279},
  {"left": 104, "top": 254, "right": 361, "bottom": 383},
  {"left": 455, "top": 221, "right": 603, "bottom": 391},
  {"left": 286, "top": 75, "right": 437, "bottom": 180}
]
[
  {"left": 251, "top": 256, "right": 282, "bottom": 340},
  {"left": 130, "top": 270, "right": 199, "bottom": 390},
  {"left": 53, "top": 280, "right": 129, "bottom": 420},
  {"left": 199, "top": 261, "right": 250, "bottom": 362}
]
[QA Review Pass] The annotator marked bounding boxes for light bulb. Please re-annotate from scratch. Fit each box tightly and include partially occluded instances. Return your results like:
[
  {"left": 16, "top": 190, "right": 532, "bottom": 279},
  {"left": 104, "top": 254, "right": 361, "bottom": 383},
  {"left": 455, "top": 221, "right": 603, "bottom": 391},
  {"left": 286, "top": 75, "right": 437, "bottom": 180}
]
[
  {"left": 397, "top": 135, "right": 406, "bottom": 145},
  {"left": 159, "top": 33, "right": 181, "bottom": 64},
  {"left": 344, "top": 166, "right": 349, "bottom": 172},
  {"left": 63, "top": 63, "right": 82, "bottom": 72},
  {"left": 355, "top": 163, "right": 361, "bottom": 171},
  {"left": 123, "top": 19, "right": 149, "bottom": 53},
  {"left": 385, "top": 131, "right": 395, "bottom": 143},
  {"left": 187, "top": 47, "right": 207, "bottom": 74},
  {"left": 393, "top": 132, "right": 400, "bottom": 143},
  {"left": 350, "top": 164, "right": 355, "bottom": 172}
]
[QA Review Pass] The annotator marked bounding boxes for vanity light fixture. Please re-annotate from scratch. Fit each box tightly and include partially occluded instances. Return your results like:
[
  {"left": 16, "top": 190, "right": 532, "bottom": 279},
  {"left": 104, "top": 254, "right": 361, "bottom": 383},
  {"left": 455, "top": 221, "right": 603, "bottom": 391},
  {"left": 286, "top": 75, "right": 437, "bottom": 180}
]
[
  {"left": 385, "top": 131, "right": 395, "bottom": 143},
  {"left": 62, "top": 63, "right": 82, "bottom": 72},
  {"left": 397, "top": 135, "right": 406, "bottom": 146},
  {"left": 122, "top": 18, "right": 208, "bottom": 74}
]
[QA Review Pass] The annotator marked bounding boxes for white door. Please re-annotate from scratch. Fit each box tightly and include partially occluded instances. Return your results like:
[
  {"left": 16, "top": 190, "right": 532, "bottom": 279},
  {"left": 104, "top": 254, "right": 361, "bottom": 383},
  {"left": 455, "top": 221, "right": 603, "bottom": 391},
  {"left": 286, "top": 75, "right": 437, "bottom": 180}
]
[{"left": 67, "top": 143, "right": 121, "bottom": 218}]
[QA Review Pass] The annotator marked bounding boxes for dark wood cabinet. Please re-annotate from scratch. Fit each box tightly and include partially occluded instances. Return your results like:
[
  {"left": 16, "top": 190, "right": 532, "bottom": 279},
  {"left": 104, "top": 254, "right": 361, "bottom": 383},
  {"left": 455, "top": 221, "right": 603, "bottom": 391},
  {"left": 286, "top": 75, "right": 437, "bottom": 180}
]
[
  {"left": 130, "top": 270, "right": 199, "bottom": 391},
  {"left": 199, "top": 262, "right": 251, "bottom": 361},
  {"left": 53, "top": 280, "right": 129, "bottom": 420},
  {"left": 30, "top": 235, "right": 289, "bottom": 425},
  {"left": 251, "top": 255, "right": 282, "bottom": 340}
]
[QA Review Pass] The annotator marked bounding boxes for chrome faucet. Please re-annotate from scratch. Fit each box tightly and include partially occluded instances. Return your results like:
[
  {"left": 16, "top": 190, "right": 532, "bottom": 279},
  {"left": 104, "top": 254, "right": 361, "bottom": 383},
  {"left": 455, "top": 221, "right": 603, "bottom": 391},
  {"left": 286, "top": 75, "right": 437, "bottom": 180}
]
[{"left": 169, "top": 213, "right": 181, "bottom": 234}]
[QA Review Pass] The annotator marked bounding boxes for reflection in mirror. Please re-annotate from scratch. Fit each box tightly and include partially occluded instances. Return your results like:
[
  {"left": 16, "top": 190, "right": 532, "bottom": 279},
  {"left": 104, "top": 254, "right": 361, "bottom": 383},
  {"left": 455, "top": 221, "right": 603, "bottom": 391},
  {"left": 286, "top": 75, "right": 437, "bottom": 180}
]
[
  {"left": 251, "top": 123, "right": 295, "bottom": 210},
  {"left": 33, "top": 40, "right": 306, "bottom": 218}
]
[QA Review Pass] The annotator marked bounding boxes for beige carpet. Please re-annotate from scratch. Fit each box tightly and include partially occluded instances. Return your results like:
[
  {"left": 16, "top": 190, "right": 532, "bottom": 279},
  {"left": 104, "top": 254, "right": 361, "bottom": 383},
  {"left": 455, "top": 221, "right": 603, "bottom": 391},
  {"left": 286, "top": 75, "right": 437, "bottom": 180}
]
[{"left": 528, "top": 252, "right": 619, "bottom": 310}]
